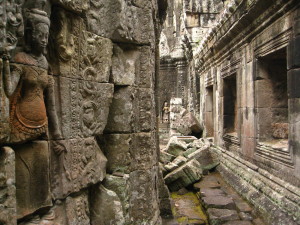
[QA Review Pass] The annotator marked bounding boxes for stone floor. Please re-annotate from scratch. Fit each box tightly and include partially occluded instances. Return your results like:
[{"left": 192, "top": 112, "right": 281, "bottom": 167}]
[{"left": 162, "top": 172, "right": 266, "bottom": 225}]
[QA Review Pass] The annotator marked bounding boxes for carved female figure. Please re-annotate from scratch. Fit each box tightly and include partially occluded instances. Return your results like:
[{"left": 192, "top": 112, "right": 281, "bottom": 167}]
[{"left": 2, "top": 9, "right": 63, "bottom": 150}]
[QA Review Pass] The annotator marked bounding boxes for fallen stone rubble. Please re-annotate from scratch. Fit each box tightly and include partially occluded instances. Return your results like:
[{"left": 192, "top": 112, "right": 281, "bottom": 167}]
[{"left": 160, "top": 136, "right": 219, "bottom": 192}]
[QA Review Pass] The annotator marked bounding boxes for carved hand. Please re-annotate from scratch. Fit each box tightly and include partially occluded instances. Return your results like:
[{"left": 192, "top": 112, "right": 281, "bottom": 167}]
[{"left": 52, "top": 140, "right": 66, "bottom": 155}]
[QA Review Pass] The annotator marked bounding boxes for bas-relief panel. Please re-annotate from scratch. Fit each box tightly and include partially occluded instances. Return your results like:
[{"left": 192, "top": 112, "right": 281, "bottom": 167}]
[
  {"left": 54, "top": 76, "right": 114, "bottom": 139},
  {"left": 51, "top": 137, "right": 107, "bottom": 199}
]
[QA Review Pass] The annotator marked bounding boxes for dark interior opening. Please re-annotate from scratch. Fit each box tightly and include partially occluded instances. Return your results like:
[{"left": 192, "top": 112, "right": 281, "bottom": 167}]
[
  {"left": 223, "top": 75, "right": 237, "bottom": 134},
  {"left": 205, "top": 86, "right": 214, "bottom": 137}
]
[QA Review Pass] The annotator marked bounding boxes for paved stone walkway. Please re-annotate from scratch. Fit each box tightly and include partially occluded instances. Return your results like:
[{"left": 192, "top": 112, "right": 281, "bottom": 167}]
[{"left": 162, "top": 172, "right": 266, "bottom": 225}]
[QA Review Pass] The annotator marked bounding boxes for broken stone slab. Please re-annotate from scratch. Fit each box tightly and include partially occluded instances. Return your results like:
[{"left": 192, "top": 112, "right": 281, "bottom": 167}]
[
  {"left": 172, "top": 155, "right": 188, "bottom": 167},
  {"left": 166, "top": 136, "right": 188, "bottom": 156},
  {"left": 183, "top": 147, "right": 197, "bottom": 157},
  {"left": 164, "top": 162, "right": 179, "bottom": 172},
  {"left": 202, "top": 196, "right": 236, "bottom": 210},
  {"left": 200, "top": 188, "right": 226, "bottom": 197},
  {"left": 187, "top": 147, "right": 218, "bottom": 172},
  {"left": 176, "top": 136, "right": 198, "bottom": 143},
  {"left": 207, "top": 208, "right": 239, "bottom": 224},
  {"left": 177, "top": 113, "right": 203, "bottom": 136},
  {"left": 193, "top": 177, "right": 221, "bottom": 191},
  {"left": 187, "top": 138, "right": 210, "bottom": 149},
  {"left": 50, "top": 137, "right": 107, "bottom": 199},
  {"left": 160, "top": 151, "right": 176, "bottom": 164},
  {"left": 235, "top": 201, "right": 252, "bottom": 213},
  {"left": 239, "top": 212, "right": 253, "bottom": 221},
  {"left": 90, "top": 184, "right": 125, "bottom": 225},
  {"left": 0, "top": 147, "right": 16, "bottom": 225},
  {"left": 164, "top": 159, "right": 202, "bottom": 192}
]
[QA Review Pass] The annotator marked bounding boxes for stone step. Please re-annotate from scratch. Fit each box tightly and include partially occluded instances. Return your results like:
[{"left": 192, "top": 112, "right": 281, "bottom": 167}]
[{"left": 202, "top": 196, "right": 236, "bottom": 210}]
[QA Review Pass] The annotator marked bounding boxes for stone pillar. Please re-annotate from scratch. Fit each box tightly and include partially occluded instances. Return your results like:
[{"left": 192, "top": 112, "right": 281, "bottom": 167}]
[{"left": 287, "top": 7, "right": 300, "bottom": 179}]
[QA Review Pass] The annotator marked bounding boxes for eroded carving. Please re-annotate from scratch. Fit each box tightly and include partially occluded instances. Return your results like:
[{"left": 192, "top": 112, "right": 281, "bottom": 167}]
[{"left": 51, "top": 137, "right": 107, "bottom": 199}]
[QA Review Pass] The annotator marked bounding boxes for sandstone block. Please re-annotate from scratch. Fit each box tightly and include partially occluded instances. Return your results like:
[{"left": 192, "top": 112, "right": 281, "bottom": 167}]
[
  {"left": 207, "top": 208, "right": 239, "bottom": 224},
  {"left": 288, "top": 36, "right": 300, "bottom": 69},
  {"left": 166, "top": 136, "right": 188, "bottom": 156},
  {"left": 0, "top": 147, "right": 16, "bottom": 225},
  {"left": 164, "top": 162, "right": 179, "bottom": 172},
  {"left": 202, "top": 196, "right": 236, "bottom": 210},
  {"left": 172, "top": 155, "right": 188, "bottom": 167},
  {"left": 200, "top": 188, "right": 226, "bottom": 197},
  {"left": 51, "top": 0, "right": 89, "bottom": 13},
  {"left": 87, "top": 0, "right": 154, "bottom": 44},
  {"left": 160, "top": 151, "right": 176, "bottom": 164},
  {"left": 129, "top": 168, "right": 160, "bottom": 224},
  {"left": 54, "top": 77, "right": 114, "bottom": 139},
  {"left": 164, "top": 159, "right": 202, "bottom": 191},
  {"left": 90, "top": 185, "right": 125, "bottom": 225},
  {"left": 100, "top": 134, "right": 131, "bottom": 174},
  {"left": 288, "top": 68, "right": 300, "bottom": 98},
  {"left": 50, "top": 137, "right": 107, "bottom": 199},
  {"left": 15, "top": 141, "right": 52, "bottom": 219}
]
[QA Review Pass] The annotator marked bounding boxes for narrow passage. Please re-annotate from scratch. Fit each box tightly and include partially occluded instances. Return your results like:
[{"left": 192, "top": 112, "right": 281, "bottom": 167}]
[{"left": 163, "top": 172, "right": 266, "bottom": 225}]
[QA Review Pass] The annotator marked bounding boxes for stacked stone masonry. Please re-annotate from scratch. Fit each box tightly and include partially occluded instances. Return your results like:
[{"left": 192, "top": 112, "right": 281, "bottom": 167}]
[
  {"left": 0, "top": 0, "right": 167, "bottom": 224},
  {"left": 159, "top": 0, "right": 300, "bottom": 224}
]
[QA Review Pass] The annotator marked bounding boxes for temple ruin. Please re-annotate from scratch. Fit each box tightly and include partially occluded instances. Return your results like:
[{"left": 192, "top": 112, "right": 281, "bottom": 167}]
[{"left": 0, "top": 0, "right": 299, "bottom": 224}]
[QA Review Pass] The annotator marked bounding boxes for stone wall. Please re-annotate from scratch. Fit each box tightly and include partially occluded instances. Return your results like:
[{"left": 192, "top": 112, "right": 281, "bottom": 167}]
[
  {"left": 194, "top": 0, "right": 300, "bottom": 224},
  {"left": 0, "top": 0, "right": 166, "bottom": 224}
]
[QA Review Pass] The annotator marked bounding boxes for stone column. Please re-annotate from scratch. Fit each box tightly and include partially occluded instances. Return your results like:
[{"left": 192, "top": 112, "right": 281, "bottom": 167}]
[{"left": 287, "top": 7, "right": 300, "bottom": 180}]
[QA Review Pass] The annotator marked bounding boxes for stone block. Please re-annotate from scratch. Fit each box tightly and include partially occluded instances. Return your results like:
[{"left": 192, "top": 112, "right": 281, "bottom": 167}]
[
  {"left": 103, "top": 174, "right": 130, "bottom": 221},
  {"left": 160, "top": 151, "right": 176, "bottom": 164},
  {"left": 183, "top": 147, "right": 197, "bottom": 157},
  {"left": 51, "top": 0, "right": 89, "bottom": 13},
  {"left": 50, "top": 13, "right": 113, "bottom": 82},
  {"left": 137, "top": 46, "right": 155, "bottom": 88},
  {"left": 235, "top": 201, "right": 252, "bottom": 213},
  {"left": 0, "top": 85, "right": 10, "bottom": 144},
  {"left": 112, "top": 45, "right": 139, "bottom": 86},
  {"left": 90, "top": 184, "right": 125, "bottom": 225},
  {"left": 50, "top": 191, "right": 90, "bottom": 224},
  {"left": 105, "top": 86, "right": 137, "bottom": 133},
  {"left": 202, "top": 196, "right": 236, "bottom": 210},
  {"left": 172, "top": 156, "right": 188, "bottom": 167},
  {"left": 288, "top": 69, "right": 300, "bottom": 98},
  {"left": 223, "top": 221, "right": 252, "bottom": 225},
  {"left": 130, "top": 133, "right": 157, "bottom": 171},
  {"left": 164, "top": 162, "right": 179, "bottom": 172},
  {"left": 164, "top": 159, "right": 202, "bottom": 192},
  {"left": 207, "top": 208, "right": 239, "bottom": 223},
  {"left": 14, "top": 141, "right": 52, "bottom": 219},
  {"left": 194, "top": 176, "right": 221, "bottom": 190},
  {"left": 87, "top": 0, "right": 154, "bottom": 44},
  {"left": 100, "top": 134, "right": 131, "bottom": 174},
  {"left": 50, "top": 137, "right": 107, "bottom": 199},
  {"left": 0, "top": 147, "right": 16, "bottom": 225},
  {"left": 136, "top": 88, "right": 156, "bottom": 132},
  {"left": 129, "top": 168, "right": 160, "bottom": 224},
  {"left": 200, "top": 188, "right": 226, "bottom": 197},
  {"left": 287, "top": 36, "right": 300, "bottom": 69},
  {"left": 166, "top": 136, "right": 188, "bottom": 156},
  {"left": 54, "top": 77, "right": 114, "bottom": 139}
]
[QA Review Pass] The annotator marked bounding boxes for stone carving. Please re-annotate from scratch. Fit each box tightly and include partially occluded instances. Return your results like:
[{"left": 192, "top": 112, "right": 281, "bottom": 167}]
[
  {"left": 0, "top": 0, "right": 24, "bottom": 143},
  {"left": 55, "top": 76, "right": 114, "bottom": 139},
  {"left": 51, "top": 0, "right": 89, "bottom": 13},
  {"left": 0, "top": 147, "right": 16, "bottom": 225},
  {"left": 162, "top": 101, "right": 170, "bottom": 123},
  {"left": 50, "top": 137, "right": 107, "bottom": 199},
  {"left": 14, "top": 141, "right": 51, "bottom": 219},
  {"left": 80, "top": 31, "right": 112, "bottom": 83}
]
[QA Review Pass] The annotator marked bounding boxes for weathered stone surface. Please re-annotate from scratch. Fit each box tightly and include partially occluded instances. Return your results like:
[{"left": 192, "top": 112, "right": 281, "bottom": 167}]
[
  {"left": 223, "top": 220, "right": 253, "bottom": 225},
  {"left": 164, "top": 162, "right": 179, "bottom": 172},
  {"left": 103, "top": 174, "right": 130, "bottom": 222},
  {"left": 15, "top": 141, "right": 52, "bottom": 219},
  {"left": 194, "top": 176, "right": 221, "bottom": 190},
  {"left": 239, "top": 212, "right": 253, "bottom": 221},
  {"left": 164, "top": 159, "right": 202, "bottom": 191},
  {"left": 172, "top": 156, "right": 188, "bottom": 167},
  {"left": 87, "top": 0, "right": 154, "bottom": 44},
  {"left": 207, "top": 208, "right": 239, "bottom": 224},
  {"left": 112, "top": 44, "right": 139, "bottom": 86},
  {"left": 129, "top": 168, "right": 160, "bottom": 224},
  {"left": 160, "top": 151, "right": 176, "bottom": 164},
  {"left": 130, "top": 133, "right": 157, "bottom": 171},
  {"left": 101, "top": 134, "right": 131, "bottom": 174},
  {"left": 0, "top": 147, "right": 16, "bottom": 225},
  {"left": 166, "top": 136, "right": 188, "bottom": 156},
  {"left": 51, "top": 0, "right": 89, "bottom": 13},
  {"left": 200, "top": 188, "right": 226, "bottom": 197},
  {"left": 90, "top": 184, "right": 125, "bottom": 225},
  {"left": 235, "top": 201, "right": 252, "bottom": 213},
  {"left": 50, "top": 137, "right": 107, "bottom": 199},
  {"left": 202, "top": 196, "right": 236, "bottom": 210},
  {"left": 177, "top": 112, "right": 203, "bottom": 136},
  {"left": 54, "top": 77, "right": 114, "bottom": 139}
]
